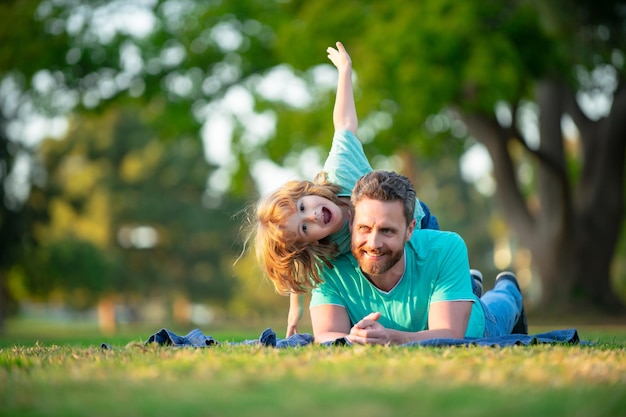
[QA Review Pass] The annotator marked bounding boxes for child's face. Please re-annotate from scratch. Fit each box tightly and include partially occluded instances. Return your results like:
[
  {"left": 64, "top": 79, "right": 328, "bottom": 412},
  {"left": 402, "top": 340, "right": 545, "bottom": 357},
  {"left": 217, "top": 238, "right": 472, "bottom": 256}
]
[{"left": 285, "top": 195, "right": 345, "bottom": 244}]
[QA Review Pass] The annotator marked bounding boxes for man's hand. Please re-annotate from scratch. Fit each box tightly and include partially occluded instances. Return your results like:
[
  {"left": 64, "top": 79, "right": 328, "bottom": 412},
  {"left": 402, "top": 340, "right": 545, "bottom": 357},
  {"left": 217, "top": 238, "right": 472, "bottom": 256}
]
[{"left": 347, "top": 312, "right": 393, "bottom": 345}]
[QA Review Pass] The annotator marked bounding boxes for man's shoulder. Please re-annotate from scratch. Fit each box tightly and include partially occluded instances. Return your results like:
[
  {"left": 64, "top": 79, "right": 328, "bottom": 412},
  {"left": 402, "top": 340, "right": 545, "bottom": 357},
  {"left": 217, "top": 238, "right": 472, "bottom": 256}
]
[
  {"left": 411, "top": 228, "right": 464, "bottom": 243},
  {"left": 407, "top": 229, "right": 466, "bottom": 256},
  {"left": 321, "top": 252, "right": 358, "bottom": 277},
  {"left": 314, "top": 253, "right": 360, "bottom": 295}
]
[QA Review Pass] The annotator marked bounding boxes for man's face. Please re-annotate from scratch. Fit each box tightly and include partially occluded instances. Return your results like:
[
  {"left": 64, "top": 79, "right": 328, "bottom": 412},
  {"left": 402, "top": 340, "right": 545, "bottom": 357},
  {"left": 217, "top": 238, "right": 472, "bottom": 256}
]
[{"left": 351, "top": 198, "right": 415, "bottom": 277}]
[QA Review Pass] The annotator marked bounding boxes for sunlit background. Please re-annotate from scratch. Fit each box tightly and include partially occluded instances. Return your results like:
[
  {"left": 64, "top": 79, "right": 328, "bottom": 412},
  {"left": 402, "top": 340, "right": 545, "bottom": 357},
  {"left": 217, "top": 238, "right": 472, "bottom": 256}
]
[{"left": 1, "top": 0, "right": 625, "bottom": 336}]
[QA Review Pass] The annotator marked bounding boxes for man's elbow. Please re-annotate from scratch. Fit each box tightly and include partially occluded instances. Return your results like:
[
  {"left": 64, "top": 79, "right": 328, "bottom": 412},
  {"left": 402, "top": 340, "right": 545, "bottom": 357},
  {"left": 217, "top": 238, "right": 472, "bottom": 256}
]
[
  {"left": 451, "top": 327, "right": 467, "bottom": 339},
  {"left": 313, "top": 333, "right": 333, "bottom": 344},
  {"left": 313, "top": 332, "right": 348, "bottom": 344}
]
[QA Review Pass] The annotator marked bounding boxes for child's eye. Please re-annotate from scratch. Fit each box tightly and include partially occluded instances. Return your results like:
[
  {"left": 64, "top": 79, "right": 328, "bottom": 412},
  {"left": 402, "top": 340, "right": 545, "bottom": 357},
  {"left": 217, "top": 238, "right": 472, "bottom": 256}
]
[
  {"left": 299, "top": 202, "right": 305, "bottom": 212},
  {"left": 301, "top": 224, "right": 308, "bottom": 234}
]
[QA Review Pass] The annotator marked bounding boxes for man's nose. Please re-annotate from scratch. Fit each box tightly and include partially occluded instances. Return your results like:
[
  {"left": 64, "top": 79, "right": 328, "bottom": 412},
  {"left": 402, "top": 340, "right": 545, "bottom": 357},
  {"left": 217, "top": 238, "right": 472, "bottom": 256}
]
[{"left": 367, "top": 231, "right": 382, "bottom": 249}]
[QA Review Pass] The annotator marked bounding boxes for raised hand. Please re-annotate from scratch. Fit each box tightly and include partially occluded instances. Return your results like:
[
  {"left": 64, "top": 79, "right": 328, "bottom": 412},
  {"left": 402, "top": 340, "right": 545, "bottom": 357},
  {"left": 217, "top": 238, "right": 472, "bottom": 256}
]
[{"left": 327, "top": 41, "right": 352, "bottom": 73}]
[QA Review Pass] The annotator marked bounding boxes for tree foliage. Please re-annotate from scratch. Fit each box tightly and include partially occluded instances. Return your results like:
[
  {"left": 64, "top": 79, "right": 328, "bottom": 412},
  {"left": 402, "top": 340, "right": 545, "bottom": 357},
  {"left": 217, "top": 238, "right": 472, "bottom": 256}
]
[
  {"left": 1, "top": 0, "right": 625, "bottom": 321},
  {"left": 19, "top": 106, "right": 241, "bottom": 309},
  {"left": 268, "top": 0, "right": 626, "bottom": 312}
]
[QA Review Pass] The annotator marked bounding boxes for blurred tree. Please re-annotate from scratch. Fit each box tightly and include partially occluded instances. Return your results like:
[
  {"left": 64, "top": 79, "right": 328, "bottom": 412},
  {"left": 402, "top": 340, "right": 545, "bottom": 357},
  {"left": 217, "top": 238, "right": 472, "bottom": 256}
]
[
  {"left": 21, "top": 238, "right": 115, "bottom": 310},
  {"left": 0, "top": 113, "right": 36, "bottom": 328},
  {"left": 230, "top": 247, "right": 289, "bottom": 321},
  {"left": 20, "top": 107, "right": 240, "bottom": 316},
  {"left": 408, "top": 152, "right": 499, "bottom": 280},
  {"left": 1, "top": 0, "right": 624, "bottom": 321},
  {"left": 266, "top": 0, "right": 626, "bottom": 313},
  {"left": 0, "top": 0, "right": 280, "bottom": 327}
]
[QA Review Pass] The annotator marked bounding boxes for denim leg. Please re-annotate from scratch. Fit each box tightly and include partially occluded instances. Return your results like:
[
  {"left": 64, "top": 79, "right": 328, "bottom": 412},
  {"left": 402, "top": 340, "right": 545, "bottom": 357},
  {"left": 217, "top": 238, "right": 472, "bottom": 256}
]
[{"left": 479, "top": 279, "right": 523, "bottom": 337}]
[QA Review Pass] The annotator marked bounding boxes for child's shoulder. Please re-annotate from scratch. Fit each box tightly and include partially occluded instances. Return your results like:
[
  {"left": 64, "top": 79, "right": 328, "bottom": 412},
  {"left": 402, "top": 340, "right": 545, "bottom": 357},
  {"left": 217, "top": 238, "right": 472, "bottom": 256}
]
[{"left": 332, "top": 129, "right": 361, "bottom": 148}]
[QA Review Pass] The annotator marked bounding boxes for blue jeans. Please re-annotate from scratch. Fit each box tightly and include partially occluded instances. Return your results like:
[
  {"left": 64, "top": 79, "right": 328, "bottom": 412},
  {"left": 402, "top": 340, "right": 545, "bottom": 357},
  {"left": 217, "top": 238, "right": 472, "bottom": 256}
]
[
  {"left": 419, "top": 201, "right": 440, "bottom": 230},
  {"left": 479, "top": 278, "right": 523, "bottom": 337}
]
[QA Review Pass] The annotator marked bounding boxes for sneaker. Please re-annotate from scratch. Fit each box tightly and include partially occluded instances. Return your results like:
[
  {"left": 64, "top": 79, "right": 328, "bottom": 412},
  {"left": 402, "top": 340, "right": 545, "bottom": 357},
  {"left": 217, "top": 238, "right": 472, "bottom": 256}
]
[
  {"left": 495, "top": 272, "right": 528, "bottom": 335},
  {"left": 470, "top": 269, "right": 483, "bottom": 298}
]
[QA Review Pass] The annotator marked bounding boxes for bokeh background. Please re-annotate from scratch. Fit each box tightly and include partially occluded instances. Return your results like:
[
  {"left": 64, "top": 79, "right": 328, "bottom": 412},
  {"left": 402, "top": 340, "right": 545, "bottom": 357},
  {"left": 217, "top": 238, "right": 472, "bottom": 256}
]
[{"left": 1, "top": 0, "right": 625, "bottom": 337}]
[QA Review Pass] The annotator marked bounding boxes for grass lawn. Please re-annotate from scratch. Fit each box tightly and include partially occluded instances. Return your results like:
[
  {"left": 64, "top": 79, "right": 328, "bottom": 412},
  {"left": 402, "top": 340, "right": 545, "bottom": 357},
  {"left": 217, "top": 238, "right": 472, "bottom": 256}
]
[{"left": 0, "top": 320, "right": 625, "bottom": 417}]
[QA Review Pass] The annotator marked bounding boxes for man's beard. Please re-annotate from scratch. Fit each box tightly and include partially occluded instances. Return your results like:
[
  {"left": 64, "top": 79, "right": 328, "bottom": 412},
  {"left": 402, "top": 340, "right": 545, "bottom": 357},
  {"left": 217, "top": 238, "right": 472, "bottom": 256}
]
[{"left": 352, "top": 245, "right": 404, "bottom": 277}]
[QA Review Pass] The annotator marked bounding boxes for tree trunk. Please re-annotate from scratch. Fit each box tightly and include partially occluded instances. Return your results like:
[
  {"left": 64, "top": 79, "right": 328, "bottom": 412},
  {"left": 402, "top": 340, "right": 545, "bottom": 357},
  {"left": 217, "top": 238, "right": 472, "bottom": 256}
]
[
  {"left": 460, "top": 79, "right": 626, "bottom": 314},
  {"left": 0, "top": 275, "right": 6, "bottom": 333},
  {"left": 570, "top": 82, "right": 626, "bottom": 312}
]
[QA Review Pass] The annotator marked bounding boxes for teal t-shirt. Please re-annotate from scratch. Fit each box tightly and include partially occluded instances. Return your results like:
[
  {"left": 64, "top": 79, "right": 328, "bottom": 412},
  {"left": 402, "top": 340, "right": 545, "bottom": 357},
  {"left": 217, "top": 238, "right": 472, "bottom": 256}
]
[
  {"left": 324, "top": 130, "right": 425, "bottom": 255},
  {"left": 310, "top": 229, "right": 486, "bottom": 338}
]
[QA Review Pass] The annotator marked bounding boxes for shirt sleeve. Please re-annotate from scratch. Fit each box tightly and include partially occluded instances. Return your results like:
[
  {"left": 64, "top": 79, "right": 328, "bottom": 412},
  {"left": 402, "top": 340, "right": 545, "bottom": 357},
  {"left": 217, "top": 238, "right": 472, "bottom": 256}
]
[
  {"left": 323, "top": 130, "right": 373, "bottom": 196},
  {"left": 429, "top": 233, "right": 474, "bottom": 303},
  {"left": 310, "top": 266, "right": 346, "bottom": 308}
]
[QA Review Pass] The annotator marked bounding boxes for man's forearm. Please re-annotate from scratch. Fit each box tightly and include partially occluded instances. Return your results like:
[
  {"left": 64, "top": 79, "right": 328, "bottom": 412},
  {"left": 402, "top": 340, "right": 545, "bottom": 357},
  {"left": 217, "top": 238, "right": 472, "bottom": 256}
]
[
  {"left": 314, "top": 331, "right": 350, "bottom": 344},
  {"left": 349, "top": 326, "right": 464, "bottom": 346},
  {"left": 389, "top": 328, "right": 463, "bottom": 345}
]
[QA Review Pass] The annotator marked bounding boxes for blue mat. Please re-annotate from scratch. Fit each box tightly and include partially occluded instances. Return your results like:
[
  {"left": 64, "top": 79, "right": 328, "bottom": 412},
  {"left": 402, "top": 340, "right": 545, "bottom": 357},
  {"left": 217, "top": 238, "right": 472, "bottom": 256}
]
[{"left": 101, "top": 327, "right": 584, "bottom": 349}]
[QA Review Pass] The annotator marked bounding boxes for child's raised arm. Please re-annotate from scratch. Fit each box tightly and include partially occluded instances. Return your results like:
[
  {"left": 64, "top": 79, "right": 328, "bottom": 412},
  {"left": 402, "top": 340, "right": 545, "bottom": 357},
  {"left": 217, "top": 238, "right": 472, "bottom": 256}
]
[{"left": 327, "top": 42, "right": 357, "bottom": 135}]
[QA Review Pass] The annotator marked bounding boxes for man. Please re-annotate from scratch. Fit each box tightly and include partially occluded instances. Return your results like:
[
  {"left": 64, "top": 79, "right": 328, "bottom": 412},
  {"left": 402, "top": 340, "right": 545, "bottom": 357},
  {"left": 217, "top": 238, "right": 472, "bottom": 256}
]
[{"left": 309, "top": 170, "right": 527, "bottom": 344}]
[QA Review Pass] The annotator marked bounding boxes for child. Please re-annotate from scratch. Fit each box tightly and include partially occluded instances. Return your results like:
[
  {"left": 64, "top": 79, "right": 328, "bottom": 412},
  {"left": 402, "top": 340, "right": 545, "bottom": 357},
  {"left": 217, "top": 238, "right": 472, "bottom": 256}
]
[{"left": 253, "top": 42, "right": 440, "bottom": 337}]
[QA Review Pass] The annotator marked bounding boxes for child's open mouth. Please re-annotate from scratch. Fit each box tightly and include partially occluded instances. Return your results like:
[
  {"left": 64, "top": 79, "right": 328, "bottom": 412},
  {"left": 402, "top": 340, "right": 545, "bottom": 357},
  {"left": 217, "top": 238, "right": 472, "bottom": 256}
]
[{"left": 322, "top": 207, "right": 332, "bottom": 224}]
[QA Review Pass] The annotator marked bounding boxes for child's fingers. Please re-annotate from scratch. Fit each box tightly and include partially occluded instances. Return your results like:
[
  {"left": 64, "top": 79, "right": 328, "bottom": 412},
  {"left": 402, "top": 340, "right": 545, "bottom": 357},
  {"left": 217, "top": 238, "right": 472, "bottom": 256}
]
[{"left": 327, "top": 42, "right": 351, "bottom": 67}]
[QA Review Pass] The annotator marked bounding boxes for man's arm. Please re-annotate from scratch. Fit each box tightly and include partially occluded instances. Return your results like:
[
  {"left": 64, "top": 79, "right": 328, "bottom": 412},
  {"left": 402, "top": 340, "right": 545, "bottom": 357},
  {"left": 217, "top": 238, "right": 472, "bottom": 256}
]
[
  {"left": 348, "top": 301, "right": 472, "bottom": 345},
  {"left": 310, "top": 304, "right": 353, "bottom": 343},
  {"left": 427, "top": 299, "right": 472, "bottom": 338}
]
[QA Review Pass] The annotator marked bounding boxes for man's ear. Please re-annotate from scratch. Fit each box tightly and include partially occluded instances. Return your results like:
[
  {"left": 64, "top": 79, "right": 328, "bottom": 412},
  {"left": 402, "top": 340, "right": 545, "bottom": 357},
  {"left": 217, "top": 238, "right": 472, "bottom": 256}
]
[{"left": 406, "top": 218, "right": 416, "bottom": 241}]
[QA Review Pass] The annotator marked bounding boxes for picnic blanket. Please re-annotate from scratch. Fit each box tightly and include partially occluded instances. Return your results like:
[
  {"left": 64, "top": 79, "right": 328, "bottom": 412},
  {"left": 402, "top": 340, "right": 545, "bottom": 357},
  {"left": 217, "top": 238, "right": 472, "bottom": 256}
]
[
  {"left": 101, "top": 327, "right": 583, "bottom": 349},
  {"left": 144, "top": 327, "right": 315, "bottom": 348},
  {"left": 399, "top": 328, "right": 583, "bottom": 347}
]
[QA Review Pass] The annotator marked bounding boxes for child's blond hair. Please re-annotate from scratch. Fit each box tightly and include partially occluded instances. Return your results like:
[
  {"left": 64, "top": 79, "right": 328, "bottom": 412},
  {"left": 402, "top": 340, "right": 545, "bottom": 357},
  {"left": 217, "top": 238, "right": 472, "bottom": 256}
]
[{"left": 253, "top": 174, "right": 346, "bottom": 294}]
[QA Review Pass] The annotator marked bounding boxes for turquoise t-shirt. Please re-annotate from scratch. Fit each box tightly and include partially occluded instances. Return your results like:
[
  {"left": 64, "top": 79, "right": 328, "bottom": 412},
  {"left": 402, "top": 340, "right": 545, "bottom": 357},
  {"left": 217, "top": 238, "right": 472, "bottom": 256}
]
[
  {"left": 310, "top": 229, "right": 486, "bottom": 338},
  {"left": 324, "top": 130, "right": 426, "bottom": 255}
]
